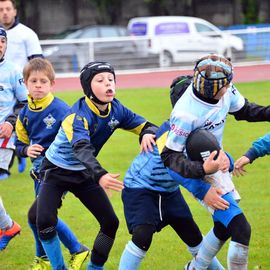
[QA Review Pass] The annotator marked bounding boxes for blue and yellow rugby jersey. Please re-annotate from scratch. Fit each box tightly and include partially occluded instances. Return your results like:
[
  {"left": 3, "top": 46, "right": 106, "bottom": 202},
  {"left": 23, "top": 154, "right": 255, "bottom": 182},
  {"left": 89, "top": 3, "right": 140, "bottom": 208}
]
[
  {"left": 124, "top": 121, "right": 180, "bottom": 192},
  {"left": 46, "top": 96, "right": 147, "bottom": 171},
  {"left": 15, "top": 93, "right": 70, "bottom": 173}
]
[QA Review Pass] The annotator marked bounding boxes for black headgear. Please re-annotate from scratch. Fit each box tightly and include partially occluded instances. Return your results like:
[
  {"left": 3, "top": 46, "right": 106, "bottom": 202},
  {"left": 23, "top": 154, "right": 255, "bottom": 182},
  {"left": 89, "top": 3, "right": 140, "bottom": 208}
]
[
  {"left": 0, "top": 27, "right": 7, "bottom": 40},
  {"left": 193, "top": 54, "right": 233, "bottom": 99},
  {"left": 0, "top": 27, "right": 7, "bottom": 61},
  {"left": 80, "top": 61, "right": 115, "bottom": 105}
]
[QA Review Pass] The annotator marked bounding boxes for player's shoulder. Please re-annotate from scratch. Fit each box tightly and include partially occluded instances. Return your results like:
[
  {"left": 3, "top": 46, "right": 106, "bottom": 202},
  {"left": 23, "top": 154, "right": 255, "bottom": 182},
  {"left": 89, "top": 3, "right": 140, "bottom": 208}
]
[
  {"left": 1, "top": 60, "right": 21, "bottom": 76},
  {"left": 53, "top": 96, "right": 70, "bottom": 109},
  {"left": 15, "top": 23, "right": 38, "bottom": 37}
]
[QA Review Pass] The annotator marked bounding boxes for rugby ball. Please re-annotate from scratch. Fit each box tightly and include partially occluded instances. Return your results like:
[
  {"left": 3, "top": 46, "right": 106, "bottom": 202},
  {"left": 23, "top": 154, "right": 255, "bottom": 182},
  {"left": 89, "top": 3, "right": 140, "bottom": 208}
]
[{"left": 186, "top": 129, "right": 220, "bottom": 162}]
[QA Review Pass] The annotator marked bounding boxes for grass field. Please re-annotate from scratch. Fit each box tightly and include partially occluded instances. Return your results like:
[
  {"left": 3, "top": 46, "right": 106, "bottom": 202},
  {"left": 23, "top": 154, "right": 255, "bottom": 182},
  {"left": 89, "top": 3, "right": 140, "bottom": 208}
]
[{"left": 0, "top": 81, "right": 270, "bottom": 269}]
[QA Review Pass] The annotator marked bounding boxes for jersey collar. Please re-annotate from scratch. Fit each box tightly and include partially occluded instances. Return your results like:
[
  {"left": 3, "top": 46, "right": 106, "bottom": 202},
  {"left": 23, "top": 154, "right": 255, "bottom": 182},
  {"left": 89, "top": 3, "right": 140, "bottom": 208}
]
[
  {"left": 84, "top": 96, "right": 111, "bottom": 117},
  {"left": 28, "top": 92, "right": 54, "bottom": 112}
]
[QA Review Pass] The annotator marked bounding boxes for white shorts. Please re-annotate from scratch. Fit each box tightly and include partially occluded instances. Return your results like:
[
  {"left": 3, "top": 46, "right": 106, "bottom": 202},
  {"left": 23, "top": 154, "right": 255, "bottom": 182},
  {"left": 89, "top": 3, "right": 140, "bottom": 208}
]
[{"left": 0, "top": 148, "right": 14, "bottom": 170}]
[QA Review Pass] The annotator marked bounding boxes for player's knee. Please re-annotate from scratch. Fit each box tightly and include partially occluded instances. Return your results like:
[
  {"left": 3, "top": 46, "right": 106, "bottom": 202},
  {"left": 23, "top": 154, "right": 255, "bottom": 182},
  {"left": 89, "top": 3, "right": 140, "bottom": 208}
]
[
  {"left": 213, "top": 221, "right": 231, "bottom": 242},
  {"left": 132, "top": 224, "right": 156, "bottom": 251},
  {"left": 100, "top": 213, "right": 119, "bottom": 238},
  {"left": 229, "top": 214, "right": 251, "bottom": 246},
  {"left": 37, "top": 215, "right": 57, "bottom": 240}
]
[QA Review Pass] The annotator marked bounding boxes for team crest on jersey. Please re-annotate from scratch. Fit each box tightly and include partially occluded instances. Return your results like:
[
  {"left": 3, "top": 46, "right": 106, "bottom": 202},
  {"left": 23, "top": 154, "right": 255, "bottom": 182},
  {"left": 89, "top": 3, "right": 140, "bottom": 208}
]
[
  {"left": 108, "top": 117, "right": 119, "bottom": 131},
  {"left": 43, "top": 114, "right": 56, "bottom": 129}
]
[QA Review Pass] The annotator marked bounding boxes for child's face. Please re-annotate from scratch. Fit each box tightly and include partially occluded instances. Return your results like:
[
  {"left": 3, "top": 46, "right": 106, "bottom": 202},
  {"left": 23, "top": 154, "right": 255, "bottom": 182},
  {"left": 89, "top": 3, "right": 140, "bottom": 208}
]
[
  {"left": 26, "top": 71, "right": 54, "bottom": 100},
  {"left": 91, "top": 72, "right": 115, "bottom": 103},
  {"left": 0, "top": 37, "right": 7, "bottom": 59}
]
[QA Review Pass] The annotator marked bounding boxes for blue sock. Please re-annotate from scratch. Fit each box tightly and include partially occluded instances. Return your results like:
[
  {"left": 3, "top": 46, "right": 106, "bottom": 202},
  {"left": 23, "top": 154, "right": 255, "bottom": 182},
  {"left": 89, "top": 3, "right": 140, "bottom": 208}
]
[
  {"left": 187, "top": 240, "right": 225, "bottom": 270},
  {"left": 41, "top": 235, "right": 67, "bottom": 270},
  {"left": 56, "top": 218, "right": 81, "bottom": 254},
  {"left": 227, "top": 241, "right": 248, "bottom": 270},
  {"left": 28, "top": 222, "right": 46, "bottom": 257},
  {"left": 119, "top": 241, "right": 146, "bottom": 270},
  {"left": 87, "top": 262, "right": 104, "bottom": 270},
  {"left": 191, "top": 229, "right": 225, "bottom": 270},
  {"left": 18, "top": 157, "right": 27, "bottom": 173}
]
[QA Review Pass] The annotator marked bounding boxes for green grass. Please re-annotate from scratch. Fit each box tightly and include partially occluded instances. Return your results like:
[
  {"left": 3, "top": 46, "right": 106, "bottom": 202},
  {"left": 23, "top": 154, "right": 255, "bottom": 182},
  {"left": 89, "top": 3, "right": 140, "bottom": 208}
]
[{"left": 1, "top": 81, "right": 270, "bottom": 269}]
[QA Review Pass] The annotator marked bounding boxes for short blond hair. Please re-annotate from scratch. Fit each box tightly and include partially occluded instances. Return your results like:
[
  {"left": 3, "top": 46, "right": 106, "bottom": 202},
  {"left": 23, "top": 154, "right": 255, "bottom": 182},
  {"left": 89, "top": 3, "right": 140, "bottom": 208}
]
[{"left": 23, "top": 58, "right": 55, "bottom": 82}]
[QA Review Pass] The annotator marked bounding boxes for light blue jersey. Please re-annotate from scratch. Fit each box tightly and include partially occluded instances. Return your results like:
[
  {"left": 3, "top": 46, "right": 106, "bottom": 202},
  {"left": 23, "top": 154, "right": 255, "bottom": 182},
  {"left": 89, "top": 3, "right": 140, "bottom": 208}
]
[
  {"left": 0, "top": 60, "right": 27, "bottom": 123},
  {"left": 0, "top": 59, "right": 27, "bottom": 149},
  {"left": 166, "top": 83, "right": 245, "bottom": 151},
  {"left": 124, "top": 147, "right": 179, "bottom": 192}
]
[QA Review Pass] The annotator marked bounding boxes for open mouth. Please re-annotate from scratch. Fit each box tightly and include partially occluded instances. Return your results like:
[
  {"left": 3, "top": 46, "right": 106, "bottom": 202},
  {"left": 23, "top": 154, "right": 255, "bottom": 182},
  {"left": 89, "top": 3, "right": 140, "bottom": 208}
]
[{"left": 106, "top": 89, "right": 115, "bottom": 95}]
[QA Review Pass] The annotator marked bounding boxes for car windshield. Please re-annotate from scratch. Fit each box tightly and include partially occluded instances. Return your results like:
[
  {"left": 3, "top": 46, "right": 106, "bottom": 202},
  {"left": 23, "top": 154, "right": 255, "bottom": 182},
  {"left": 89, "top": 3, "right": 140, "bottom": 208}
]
[{"left": 64, "top": 26, "right": 128, "bottom": 39}]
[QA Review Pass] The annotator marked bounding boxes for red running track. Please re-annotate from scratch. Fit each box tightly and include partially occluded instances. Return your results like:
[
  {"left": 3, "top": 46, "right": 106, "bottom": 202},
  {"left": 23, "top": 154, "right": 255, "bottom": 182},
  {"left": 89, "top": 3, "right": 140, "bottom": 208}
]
[{"left": 54, "top": 63, "right": 270, "bottom": 92}]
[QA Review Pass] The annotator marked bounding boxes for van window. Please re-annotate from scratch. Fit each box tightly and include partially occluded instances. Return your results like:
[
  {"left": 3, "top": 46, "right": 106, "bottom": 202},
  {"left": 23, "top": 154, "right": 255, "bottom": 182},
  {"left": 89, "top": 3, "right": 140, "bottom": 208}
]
[
  {"left": 130, "top": 23, "right": 147, "bottom": 36},
  {"left": 155, "top": 22, "right": 189, "bottom": 35},
  {"left": 195, "top": 23, "right": 216, "bottom": 33}
]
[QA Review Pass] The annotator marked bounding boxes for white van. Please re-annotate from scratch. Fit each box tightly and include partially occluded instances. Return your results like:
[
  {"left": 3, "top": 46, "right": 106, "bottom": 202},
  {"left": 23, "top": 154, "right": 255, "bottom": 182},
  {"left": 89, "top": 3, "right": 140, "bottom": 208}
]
[{"left": 128, "top": 16, "right": 244, "bottom": 67}]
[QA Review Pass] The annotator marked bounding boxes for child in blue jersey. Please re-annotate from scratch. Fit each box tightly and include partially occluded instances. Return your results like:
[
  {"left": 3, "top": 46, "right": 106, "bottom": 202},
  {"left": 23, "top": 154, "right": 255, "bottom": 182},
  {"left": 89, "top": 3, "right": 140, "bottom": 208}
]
[
  {"left": 161, "top": 54, "right": 270, "bottom": 270},
  {"left": 0, "top": 26, "right": 27, "bottom": 180},
  {"left": 34, "top": 61, "right": 157, "bottom": 270},
  {"left": 15, "top": 58, "right": 89, "bottom": 270},
  {"left": 234, "top": 132, "right": 270, "bottom": 176},
  {"left": 118, "top": 85, "right": 229, "bottom": 270}
]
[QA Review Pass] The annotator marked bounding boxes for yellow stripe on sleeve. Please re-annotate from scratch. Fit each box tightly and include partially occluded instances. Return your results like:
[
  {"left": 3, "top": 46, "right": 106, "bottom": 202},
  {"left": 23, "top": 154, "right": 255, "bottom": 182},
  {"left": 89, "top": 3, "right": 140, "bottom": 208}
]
[
  {"left": 62, "top": 114, "right": 76, "bottom": 142},
  {"left": 156, "top": 131, "right": 169, "bottom": 154},
  {"left": 15, "top": 118, "right": 30, "bottom": 145},
  {"left": 127, "top": 122, "right": 146, "bottom": 135}
]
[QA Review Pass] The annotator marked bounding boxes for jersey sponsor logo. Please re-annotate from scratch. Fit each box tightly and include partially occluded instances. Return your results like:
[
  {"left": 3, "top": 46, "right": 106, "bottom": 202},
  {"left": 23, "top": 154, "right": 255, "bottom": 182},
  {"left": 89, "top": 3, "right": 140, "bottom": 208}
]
[
  {"left": 0, "top": 85, "right": 3, "bottom": 91},
  {"left": 108, "top": 116, "right": 119, "bottom": 131},
  {"left": 170, "top": 124, "right": 189, "bottom": 137},
  {"left": 43, "top": 114, "right": 56, "bottom": 129},
  {"left": 204, "top": 118, "right": 226, "bottom": 130}
]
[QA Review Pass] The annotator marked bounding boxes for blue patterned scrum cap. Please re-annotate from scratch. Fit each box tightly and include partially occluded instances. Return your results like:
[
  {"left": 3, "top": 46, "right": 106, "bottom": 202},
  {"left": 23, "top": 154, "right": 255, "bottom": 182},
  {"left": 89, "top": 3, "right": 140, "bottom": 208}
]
[
  {"left": 193, "top": 54, "right": 233, "bottom": 99},
  {"left": 0, "top": 27, "right": 7, "bottom": 39}
]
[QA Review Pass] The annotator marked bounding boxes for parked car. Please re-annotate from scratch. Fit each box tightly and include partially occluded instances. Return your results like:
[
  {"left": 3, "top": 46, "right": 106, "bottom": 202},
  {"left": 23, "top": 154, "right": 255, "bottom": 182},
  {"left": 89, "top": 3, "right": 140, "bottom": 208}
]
[
  {"left": 41, "top": 25, "right": 150, "bottom": 72},
  {"left": 128, "top": 16, "right": 244, "bottom": 67}
]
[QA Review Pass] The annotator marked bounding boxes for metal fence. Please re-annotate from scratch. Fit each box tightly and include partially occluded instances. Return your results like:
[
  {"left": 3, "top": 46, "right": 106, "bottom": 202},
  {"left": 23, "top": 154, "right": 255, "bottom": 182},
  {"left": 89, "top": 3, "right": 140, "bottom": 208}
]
[{"left": 40, "top": 27, "right": 270, "bottom": 74}]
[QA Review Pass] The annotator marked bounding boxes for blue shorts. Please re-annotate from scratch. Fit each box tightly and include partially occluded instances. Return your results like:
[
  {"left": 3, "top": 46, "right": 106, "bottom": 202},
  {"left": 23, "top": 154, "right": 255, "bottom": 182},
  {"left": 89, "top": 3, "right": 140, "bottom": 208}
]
[
  {"left": 212, "top": 192, "right": 243, "bottom": 227},
  {"left": 122, "top": 187, "right": 192, "bottom": 233}
]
